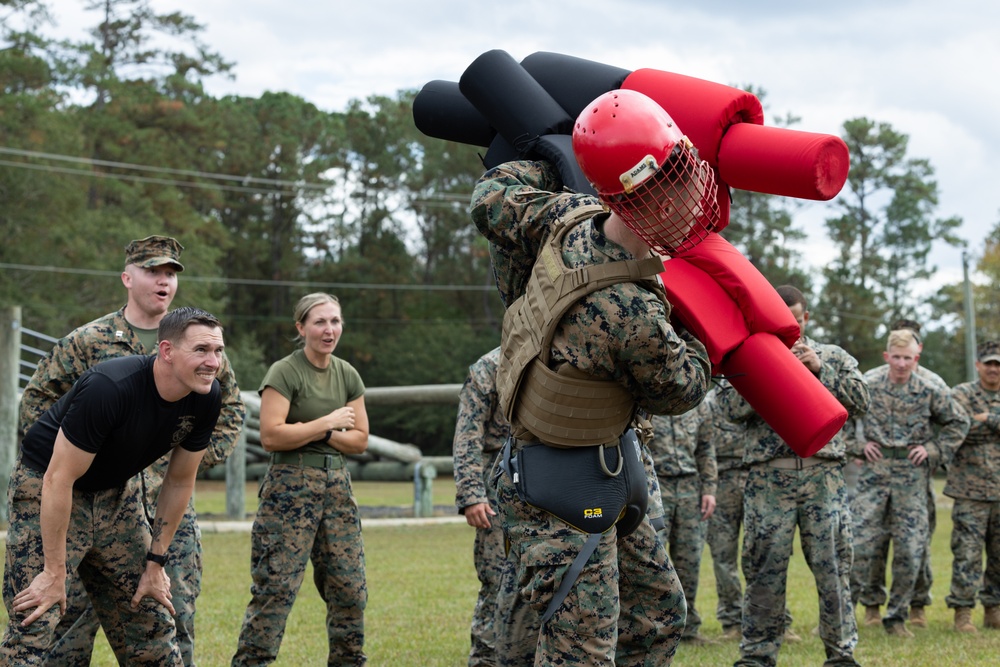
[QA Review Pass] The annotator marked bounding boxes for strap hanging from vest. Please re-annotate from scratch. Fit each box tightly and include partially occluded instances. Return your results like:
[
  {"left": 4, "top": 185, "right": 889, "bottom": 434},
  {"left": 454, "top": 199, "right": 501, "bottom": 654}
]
[
  {"left": 496, "top": 202, "right": 667, "bottom": 447},
  {"left": 541, "top": 532, "right": 602, "bottom": 625}
]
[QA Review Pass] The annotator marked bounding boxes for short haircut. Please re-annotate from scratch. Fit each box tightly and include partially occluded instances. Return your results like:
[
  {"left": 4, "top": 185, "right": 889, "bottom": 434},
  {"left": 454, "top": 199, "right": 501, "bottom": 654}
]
[
  {"left": 887, "top": 328, "right": 919, "bottom": 352},
  {"left": 775, "top": 285, "right": 807, "bottom": 310},
  {"left": 891, "top": 318, "right": 921, "bottom": 334},
  {"left": 158, "top": 307, "right": 222, "bottom": 343}
]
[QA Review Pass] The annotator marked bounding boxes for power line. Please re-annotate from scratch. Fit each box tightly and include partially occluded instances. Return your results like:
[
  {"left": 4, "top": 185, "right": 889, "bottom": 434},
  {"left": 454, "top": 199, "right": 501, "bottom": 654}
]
[{"left": 0, "top": 261, "right": 494, "bottom": 292}]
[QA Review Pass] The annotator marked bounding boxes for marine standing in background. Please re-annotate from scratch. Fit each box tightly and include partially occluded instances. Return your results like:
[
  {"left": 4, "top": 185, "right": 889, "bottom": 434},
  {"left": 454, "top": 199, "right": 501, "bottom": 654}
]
[
  {"left": 646, "top": 403, "right": 716, "bottom": 644},
  {"left": 855, "top": 318, "right": 947, "bottom": 630},
  {"left": 17, "top": 236, "right": 245, "bottom": 667},
  {"left": 945, "top": 340, "right": 1000, "bottom": 633},
  {"left": 702, "top": 379, "right": 750, "bottom": 641},
  {"left": 453, "top": 346, "right": 511, "bottom": 666},
  {"left": 231, "top": 292, "right": 369, "bottom": 666},
  {"left": 721, "top": 285, "right": 869, "bottom": 667},
  {"left": 850, "top": 328, "right": 968, "bottom": 637}
]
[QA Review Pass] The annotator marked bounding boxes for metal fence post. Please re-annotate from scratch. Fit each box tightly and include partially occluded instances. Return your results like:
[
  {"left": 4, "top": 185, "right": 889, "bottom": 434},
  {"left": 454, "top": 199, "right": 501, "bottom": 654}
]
[
  {"left": 412, "top": 461, "right": 437, "bottom": 518},
  {"left": 0, "top": 307, "right": 22, "bottom": 525},
  {"left": 225, "top": 426, "right": 247, "bottom": 520}
]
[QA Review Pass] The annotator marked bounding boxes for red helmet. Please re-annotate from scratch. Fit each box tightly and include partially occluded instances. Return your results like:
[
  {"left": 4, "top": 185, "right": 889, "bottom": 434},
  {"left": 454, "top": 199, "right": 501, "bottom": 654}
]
[{"left": 572, "top": 89, "right": 720, "bottom": 255}]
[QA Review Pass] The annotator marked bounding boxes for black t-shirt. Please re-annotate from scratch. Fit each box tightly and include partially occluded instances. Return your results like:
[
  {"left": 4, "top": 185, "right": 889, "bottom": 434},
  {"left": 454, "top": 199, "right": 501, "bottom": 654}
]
[{"left": 21, "top": 355, "right": 222, "bottom": 492}]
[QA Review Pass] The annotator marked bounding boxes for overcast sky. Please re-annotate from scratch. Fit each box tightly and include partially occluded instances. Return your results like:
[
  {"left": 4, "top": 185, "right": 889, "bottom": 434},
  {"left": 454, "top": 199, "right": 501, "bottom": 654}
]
[{"left": 39, "top": 0, "right": 1000, "bottom": 294}]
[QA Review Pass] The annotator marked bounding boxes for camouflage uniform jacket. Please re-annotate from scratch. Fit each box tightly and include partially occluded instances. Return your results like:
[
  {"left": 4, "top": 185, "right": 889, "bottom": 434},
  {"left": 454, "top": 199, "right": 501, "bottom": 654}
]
[
  {"left": 704, "top": 380, "right": 746, "bottom": 473},
  {"left": 647, "top": 401, "right": 717, "bottom": 497},
  {"left": 18, "top": 306, "right": 246, "bottom": 478},
  {"left": 852, "top": 364, "right": 968, "bottom": 469},
  {"left": 945, "top": 381, "right": 1000, "bottom": 501},
  {"left": 453, "top": 347, "right": 510, "bottom": 511},
  {"left": 470, "top": 159, "right": 710, "bottom": 417},
  {"left": 720, "top": 335, "right": 870, "bottom": 465}
]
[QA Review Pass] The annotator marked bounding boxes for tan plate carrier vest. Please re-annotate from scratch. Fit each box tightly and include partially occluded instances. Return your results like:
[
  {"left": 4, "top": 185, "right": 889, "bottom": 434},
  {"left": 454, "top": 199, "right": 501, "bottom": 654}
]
[{"left": 496, "top": 204, "right": 669, "bottom": 448}]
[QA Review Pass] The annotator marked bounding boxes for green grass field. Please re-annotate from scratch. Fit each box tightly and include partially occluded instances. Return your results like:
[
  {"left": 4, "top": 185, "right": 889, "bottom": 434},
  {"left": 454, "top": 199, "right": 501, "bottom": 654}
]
[{"left": 2, "top": 478, "right": 999, "bottom": 665}]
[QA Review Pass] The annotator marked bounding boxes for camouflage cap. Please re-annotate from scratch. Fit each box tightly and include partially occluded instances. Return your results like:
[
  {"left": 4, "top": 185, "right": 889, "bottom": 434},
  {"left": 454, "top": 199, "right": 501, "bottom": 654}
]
[
  {"left": 978, "top": 340, "right": 1000, "bottom": 363},
  {"left": 124, "top": 235, "right": 184, "bottom": 271}
]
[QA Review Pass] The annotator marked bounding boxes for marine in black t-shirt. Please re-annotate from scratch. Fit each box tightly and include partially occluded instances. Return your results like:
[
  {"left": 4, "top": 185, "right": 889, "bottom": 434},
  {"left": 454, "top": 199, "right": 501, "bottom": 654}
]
[{"left": 21, "top": 355, "right": 221, "bottom": 492}]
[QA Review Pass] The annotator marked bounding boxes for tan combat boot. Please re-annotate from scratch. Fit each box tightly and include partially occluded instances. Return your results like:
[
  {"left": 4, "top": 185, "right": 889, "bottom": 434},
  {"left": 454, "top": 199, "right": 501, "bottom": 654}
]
[
  {"left": 984, "top": 606, "right": 1000, "bottom": 629},
  {"left": 909, "top": 606, "right": 927, "bottom": 628},
  {"left": 885, "top": 622, "right": 914, "bottom": 638},
  {"left": 864, "top": 606, "right": 881, "bottom": 626},
  {"left": 783, "top": 627, "right": 802, "bottom": 643},
  {"left": 954, "top": 607, "right": 978, "bottom": 633}
]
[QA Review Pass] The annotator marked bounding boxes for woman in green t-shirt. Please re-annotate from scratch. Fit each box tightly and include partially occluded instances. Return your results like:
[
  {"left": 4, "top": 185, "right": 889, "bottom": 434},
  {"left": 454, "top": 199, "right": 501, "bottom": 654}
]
[{"left": 232, "top": 293, "right": 370, "bottom": 666}]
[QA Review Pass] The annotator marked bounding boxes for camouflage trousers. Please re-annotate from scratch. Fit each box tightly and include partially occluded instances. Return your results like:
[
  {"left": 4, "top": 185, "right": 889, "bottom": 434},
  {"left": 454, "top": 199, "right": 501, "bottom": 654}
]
[
  {"left": 1, "top": 463, "right": 181, "bottom": 666},
  {"left": 736, "top": 462, "right": 858, "bottom": 667},
  {"left": 945, "top": 498, "right": 1000, "bottom": 609},
  {"left": 657, "top": 474, "right": 707, "bottom": 638},
  {"left": 469, "top": 450, "right": 506, "bottom": 667},
  {"left": 231, "top": 462, "right": 367, "bottom": 667},
  {"left": 42, "top": 493, "right": 202, "bottom": 666},
  {"left": 493, "top": 448, "right": 686, "bottom": 667},
  {"left": 850, "top": 458, "right": 929, "bottom": 626},
  {"left": 860, "top": 471, "right": 936, "bottom": 609},
  {"left": 706, "top": 466, "right": 747, "bottom": 631}
]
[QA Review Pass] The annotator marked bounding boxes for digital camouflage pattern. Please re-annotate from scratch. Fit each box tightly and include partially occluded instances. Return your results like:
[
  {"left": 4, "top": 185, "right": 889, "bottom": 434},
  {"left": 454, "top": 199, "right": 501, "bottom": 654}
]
[
  {"left": 452, "top": 347, "right": 511, "bottom": 667},
  {"left": 1, "top": 466, "right": 182, "bottom": 666},
  {"left": 493, "top": 452, "right": 687, "bottom": 667},
  {"left": 18, "top": 305, "right": 245, "bottom": 666},
  {"left": 858, "top": 364, "right": 948, "bottom": 612},
  {"left": 720, "top": 337, "right": 869, "bottom": 667},
  {"left": 945, "top": 379, "right": 1000, "bottom": 610},
  {"left": 647, "top": 402, "right": 716, "bottom": 638},
  {"left": 850, "top": 365, "right": 968, "bottom": 628},
  {"left": 702, "top": 380, "right": 749, "bottom": 632},
  {"left": 231, "top": 464, "right": 367, "bottom": 666},
  {"left": 124, "top": 235, "right": 185, "bottom": 271},
  {"left": 472, "top": 159, "right": 710, "bottom": 666}
]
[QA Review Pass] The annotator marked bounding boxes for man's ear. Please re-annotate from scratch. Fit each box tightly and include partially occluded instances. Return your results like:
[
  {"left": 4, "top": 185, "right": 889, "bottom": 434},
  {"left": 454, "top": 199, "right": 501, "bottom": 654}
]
[{"left": 158, "top": 339, "right": 172, "bottom": 362}]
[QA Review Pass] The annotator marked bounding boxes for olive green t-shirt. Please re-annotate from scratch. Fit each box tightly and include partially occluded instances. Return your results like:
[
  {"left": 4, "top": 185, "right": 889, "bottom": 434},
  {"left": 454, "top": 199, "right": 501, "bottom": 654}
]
[{"left": 259, "top": 349, "right": 365, "bottom": 455}]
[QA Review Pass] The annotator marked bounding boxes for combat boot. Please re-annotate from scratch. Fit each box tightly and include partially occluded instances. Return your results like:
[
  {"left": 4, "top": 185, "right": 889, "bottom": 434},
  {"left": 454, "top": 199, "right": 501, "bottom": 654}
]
[
  {"left": 863, "top": 606, "right": 881, "bottom": 626},
  {"left": 720, "top": 626, "right": 741, "bottom": 641},
  {"left": 783, "top": 627, "right": 802, "bottom": 643},
  {"left": 909, "top": 606, "right": 927, "bottom": 628},
  {"left": 885, "top": 622, "right": 914, "bottom": 638},
  {"left": 954, "top": 607, "right": 977, "bottom": 633},
  {"left": 984, "top": 606, "right": 1000, "bottom": 629}
]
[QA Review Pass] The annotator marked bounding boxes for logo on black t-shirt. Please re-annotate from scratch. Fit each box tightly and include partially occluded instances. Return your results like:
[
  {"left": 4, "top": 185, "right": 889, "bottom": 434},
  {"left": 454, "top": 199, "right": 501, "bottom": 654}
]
[{"left": 172, "top": 415, "right": 196, "bottom": 447}]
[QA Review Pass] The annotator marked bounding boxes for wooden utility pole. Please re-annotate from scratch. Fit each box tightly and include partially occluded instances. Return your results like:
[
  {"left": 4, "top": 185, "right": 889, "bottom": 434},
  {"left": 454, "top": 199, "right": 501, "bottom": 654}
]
[{"left": 0, "top": 306, "right": 22, "bottom": 525}]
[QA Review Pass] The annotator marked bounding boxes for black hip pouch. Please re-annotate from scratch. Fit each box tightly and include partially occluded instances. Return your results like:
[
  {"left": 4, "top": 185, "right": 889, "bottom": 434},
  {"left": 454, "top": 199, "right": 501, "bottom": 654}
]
[{"left": 500, "top": 429, "right": 648, "bottom": 536}]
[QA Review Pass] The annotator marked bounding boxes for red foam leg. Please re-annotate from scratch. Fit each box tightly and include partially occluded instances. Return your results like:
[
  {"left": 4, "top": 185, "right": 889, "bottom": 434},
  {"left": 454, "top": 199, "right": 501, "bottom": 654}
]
[
  {"left": 721, "top": 333, "right": 848, "bottom": 457},
  {"left": 719, "top": 124, "right": 849, "bottom": 201}
]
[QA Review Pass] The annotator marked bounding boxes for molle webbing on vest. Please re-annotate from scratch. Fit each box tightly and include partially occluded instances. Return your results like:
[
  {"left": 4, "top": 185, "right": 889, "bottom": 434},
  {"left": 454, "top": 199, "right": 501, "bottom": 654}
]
[{"left": 497, "top": 203, "right": 667, "bottom": 447}]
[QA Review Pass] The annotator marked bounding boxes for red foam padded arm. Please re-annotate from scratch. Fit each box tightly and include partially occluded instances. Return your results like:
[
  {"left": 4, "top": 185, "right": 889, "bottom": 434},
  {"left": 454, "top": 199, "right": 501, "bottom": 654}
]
[
  {"left": 674, "top": 235, "right": 800, "bottom": 347},
  {"left": 659, "top": 258, "right": 749, "bottom": 368},
  {"left": 721, "top": 333, "right": 848, "bottom": 457},
  {"left": 719, "top": 123, "right": 850, "bottom": 201}
]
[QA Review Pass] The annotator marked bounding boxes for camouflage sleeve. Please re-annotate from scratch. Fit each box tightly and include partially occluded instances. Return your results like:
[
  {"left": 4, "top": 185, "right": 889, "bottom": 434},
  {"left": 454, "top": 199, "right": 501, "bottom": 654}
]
[
  {"left": 953, "top": 383, "right": 1000, "bottom": 442},
  {"left": 18, "top": 335, "right": 92, "bottom": 435},
  {"left": 695, "top": 402, "right": 718, "bottom": 497},
  {"left": 469, "top": 159, "right": 564, "bottom": 255},
  {"left": 617, "top": 314, "right": 711, "bottom": 417},
  {"left": 926, "top": 387, "right": 971, "bottom": 468},
  {"left": 452, "top": 359, "right": 498, "bottom": 512},
  {"left": 716, "top": 378, "right": 755, "bottom": 424},
  {"left": 817, "top": 345, "right": 871, "bottom": 418},
  {"left": 198, "top": 352, "right": 246, "bottom": 471}
]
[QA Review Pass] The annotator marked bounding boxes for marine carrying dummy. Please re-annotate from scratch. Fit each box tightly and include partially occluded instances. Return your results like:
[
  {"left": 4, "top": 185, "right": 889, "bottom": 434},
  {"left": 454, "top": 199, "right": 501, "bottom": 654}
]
[{"left": 496, "top": 203, "right": 668, "bottom": 448}]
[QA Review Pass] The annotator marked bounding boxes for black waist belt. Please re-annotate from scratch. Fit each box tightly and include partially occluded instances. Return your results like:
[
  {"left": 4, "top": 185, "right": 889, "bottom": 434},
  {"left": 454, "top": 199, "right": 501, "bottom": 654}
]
[
  {"left": 880, "top": 447, "right": 913, "bottom": 460},
  {"left": 270, "top": 451, "right": 345, "bottom": 470}
]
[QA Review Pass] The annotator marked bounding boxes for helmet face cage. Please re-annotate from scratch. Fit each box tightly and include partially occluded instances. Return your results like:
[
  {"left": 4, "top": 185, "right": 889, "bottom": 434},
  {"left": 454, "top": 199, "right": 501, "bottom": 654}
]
[{"left": 600, "top": 140, "right": 721, "bottom": 256}]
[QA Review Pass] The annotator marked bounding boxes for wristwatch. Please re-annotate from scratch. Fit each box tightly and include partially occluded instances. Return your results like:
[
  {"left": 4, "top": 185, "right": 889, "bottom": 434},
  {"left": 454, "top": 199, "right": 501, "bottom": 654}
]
[
  {"left": 325, "top": 429, "right": 333, "bottom": 443},
  {"left": 146, "top": 551, "right": 169, "bottom": 566}
]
